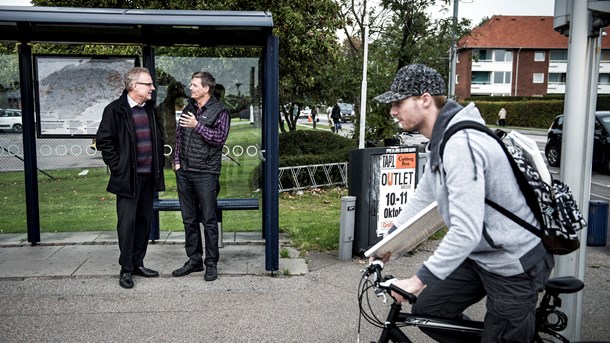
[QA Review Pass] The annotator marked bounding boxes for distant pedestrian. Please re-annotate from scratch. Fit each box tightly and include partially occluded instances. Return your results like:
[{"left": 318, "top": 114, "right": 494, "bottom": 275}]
[
  {"left": 498, "top": 108, "right": 507, "bottom": 127},
  {"left": 326, "top": 106, "right": 334, "bottom": 132},
  {"left": 311, "top": 106, "right": 317, "bottom": 129},
  {"left": 331, "top": 103, "right": 342, "bottom": 132}
]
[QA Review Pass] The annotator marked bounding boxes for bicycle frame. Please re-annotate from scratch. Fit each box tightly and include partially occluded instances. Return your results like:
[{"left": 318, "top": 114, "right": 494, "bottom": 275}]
[{"left": 376, "top": 302, "right": 484, "bottom": 343}]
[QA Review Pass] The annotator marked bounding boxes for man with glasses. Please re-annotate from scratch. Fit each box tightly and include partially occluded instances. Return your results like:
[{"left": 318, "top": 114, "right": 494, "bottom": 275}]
[
  {"left": 96, "top": 67, "right": 166, "bottom": 289},
  {"left": 372, "top": 64, "right": 553, "bottom": 342}
]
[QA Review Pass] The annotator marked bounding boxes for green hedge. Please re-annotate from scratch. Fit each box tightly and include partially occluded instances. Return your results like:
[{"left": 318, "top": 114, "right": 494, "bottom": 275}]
[
  {"left": 468, "top": 100, "right": 563, "bottom": 128},
  {"left": 463, "top": 95, "right": 610, "bottom": 128}
]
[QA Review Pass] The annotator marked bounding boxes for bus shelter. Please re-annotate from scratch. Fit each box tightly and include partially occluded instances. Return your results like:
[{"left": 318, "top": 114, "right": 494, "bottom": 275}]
[{"left": 0, "top": 6, "right": 280, "bottom": 272}]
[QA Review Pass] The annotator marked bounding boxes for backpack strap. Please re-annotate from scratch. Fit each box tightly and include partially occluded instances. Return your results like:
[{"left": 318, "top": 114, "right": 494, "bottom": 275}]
[{"left": 439, "top": 121, "right": 544, "bottom": 239}]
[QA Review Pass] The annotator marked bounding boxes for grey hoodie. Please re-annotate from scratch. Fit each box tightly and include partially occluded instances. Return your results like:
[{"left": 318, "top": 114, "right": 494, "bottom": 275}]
[{"left": 392, "top": 100, "right": 549, "bottom": 284}]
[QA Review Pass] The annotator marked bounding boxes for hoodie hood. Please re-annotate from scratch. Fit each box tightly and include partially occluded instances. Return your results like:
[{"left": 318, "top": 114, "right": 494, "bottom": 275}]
[
  {"left": 428, "top": 99, "right": 463, "bottom": 172},
  {"left": 428, "top": 100, "right": 485, "bottom": 172}
]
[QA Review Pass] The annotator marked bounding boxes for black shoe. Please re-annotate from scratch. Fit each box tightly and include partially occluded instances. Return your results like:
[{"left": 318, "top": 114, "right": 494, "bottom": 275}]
[
  {"left": 119, "top": 272, "right": 133, "bottom": 289},
  {"left": 172, "top": 262, "right": 204, "bottom": 277},
  {"left": 133, "top": 266, "right": 159, "bottom": 278},
  {"left": 204, "top": 264, "right": 218, "bottom": 281}
]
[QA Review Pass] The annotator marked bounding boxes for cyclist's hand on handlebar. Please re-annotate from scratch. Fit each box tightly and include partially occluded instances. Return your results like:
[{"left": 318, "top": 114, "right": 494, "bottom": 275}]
[
  {"left": 391, "top": 275, "right": 425, "bottom": 303},
  {"left": 369, "top": 251, "right": 392, "bottom": 264}
]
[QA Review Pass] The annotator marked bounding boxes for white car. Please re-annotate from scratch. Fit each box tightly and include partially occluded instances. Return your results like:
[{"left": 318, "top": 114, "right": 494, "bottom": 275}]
[
  {"left": 0, "top": 109, "right": 22, "bottom": 133},
  {"left": 299, "top": 106, "right": 311, "bottom": 118}
]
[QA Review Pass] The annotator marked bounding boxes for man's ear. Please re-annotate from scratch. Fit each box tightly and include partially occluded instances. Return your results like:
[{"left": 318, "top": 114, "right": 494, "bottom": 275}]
[{"left": 420, "top": 93, "right": 433, "bottom": 108}]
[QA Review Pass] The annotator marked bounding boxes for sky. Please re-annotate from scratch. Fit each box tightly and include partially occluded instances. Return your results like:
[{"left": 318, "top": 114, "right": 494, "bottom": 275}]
[
  {"left": 432, "top": 0, "right": 555, "bottom": 27},
  {"left": 0, "top": 0, "right": 556, "bottom": 26}
]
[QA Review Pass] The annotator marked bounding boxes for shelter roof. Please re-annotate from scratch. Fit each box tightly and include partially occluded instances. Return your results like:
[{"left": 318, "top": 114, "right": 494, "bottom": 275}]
[{"left": 0, "top": 6, "right": 273, "bottom": 47}]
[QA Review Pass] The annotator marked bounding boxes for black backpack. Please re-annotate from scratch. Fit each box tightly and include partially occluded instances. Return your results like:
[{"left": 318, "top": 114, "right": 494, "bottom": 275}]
[{"left": 439, "top": 121, "right": 586, "bottom": 255}]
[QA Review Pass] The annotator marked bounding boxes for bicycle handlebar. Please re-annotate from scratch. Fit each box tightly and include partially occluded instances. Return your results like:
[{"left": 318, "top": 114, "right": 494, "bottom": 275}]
[{"left": 364, "top": 261, "right": 417, "bottom": 304}]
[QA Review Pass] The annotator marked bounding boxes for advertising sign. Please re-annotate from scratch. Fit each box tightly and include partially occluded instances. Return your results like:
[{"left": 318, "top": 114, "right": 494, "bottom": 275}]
[{"left": 375, "top": 147, "right": 418, "bottom": 236}]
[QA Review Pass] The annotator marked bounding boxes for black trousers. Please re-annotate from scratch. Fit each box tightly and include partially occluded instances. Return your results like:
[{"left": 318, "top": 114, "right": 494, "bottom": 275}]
[
  {"left": 116, "top": 173, "right": 154, "bottom": 273},
  {"left": 176, "top": 169, "right": 220, "bottom": 266},
  {"left": 412, "top": 255, "right": 554, "bottom": 343}
]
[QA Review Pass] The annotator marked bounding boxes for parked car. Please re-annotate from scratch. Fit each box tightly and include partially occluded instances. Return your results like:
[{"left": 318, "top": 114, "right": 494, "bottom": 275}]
[
  {"left": 0, "top": 108, "right": 22, "bottom": 133},
  {"left": 299, "top": 106, "right": 311, "bottom": 118},
  {"left": 545, "top": 112, "right": 610, "bottom": 172},
  {"left": 338, "top": 103, "right": 355, "bottom": 122}
]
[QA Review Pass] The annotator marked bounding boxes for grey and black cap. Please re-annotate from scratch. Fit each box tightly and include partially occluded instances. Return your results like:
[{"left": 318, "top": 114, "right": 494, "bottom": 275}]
[{"left": 374, "top": 64, "right": 446, "bottom": 103}]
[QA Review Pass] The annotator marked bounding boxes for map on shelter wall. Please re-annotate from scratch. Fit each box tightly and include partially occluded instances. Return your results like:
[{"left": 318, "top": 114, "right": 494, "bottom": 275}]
[{"left": 35, "top": 56, "right": 136, "bottom": 136}]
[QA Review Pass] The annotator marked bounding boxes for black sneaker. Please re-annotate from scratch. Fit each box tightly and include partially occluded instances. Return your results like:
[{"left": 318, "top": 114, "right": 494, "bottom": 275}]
[{"left": 204, "top": 264, "right": 218, "bottom": 281}]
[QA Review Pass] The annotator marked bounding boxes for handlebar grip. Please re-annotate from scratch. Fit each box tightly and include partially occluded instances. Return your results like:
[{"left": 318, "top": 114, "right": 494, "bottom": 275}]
[{"left": 389, "top": 284, "right": 417, "bottom": 304}]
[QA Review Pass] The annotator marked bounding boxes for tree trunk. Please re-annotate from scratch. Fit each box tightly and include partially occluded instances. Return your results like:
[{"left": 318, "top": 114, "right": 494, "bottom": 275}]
[{"left": 156, "top": 81, "right": 185, "bottom": 169}]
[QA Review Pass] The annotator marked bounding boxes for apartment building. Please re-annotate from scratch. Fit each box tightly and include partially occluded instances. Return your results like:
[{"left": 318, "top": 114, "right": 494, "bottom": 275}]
[{"left": 455, "top": 15, "right": 610, "bottom": 100}]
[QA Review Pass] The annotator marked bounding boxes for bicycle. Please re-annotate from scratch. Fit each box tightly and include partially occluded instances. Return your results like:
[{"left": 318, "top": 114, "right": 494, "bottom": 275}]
[{"left": 358, "top": 260, "right": 585, "bottom": 343}]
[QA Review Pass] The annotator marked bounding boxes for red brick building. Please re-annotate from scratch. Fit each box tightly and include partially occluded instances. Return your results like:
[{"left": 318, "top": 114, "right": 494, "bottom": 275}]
[{"left": 455, "top": 15, "right": 610, "bottom": 100}]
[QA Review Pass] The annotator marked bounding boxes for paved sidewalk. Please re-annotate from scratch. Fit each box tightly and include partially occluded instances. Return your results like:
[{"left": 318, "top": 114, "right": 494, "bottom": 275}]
[
  {"left": 0, "top": 231, "right": 307, "bottom": 278},
  {"left": 0, "top": 233, "right": 608, "bottom": 342}
]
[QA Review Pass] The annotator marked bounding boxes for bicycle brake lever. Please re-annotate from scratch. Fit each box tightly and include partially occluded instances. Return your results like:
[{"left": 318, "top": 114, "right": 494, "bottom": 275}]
[{"left": 374, "top": 288, "right": 388, "bottom": 303}]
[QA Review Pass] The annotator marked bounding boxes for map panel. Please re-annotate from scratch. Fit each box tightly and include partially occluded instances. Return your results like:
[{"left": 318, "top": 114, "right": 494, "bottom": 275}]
[{"left": 35, "top": 56, "right": 136, "bottom": 137}]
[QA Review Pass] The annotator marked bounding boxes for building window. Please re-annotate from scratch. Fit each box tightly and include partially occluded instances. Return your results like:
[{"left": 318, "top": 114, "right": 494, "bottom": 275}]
[
  {"left": 472, "top": 71, "right": 491, "bottom": 84},
  {"left": 599, "top": 73, "right": 610, "bottom": 85},
  {"left": 473, "top": 49, "right": 492, "bottom": 62},
  {"left": 550, "top": 49, "right": 568, "bottom": 62},
  {"left": 534, "top": 51, "right": 545, "bottom": 62},
  {"left": 601, "top": 50, "right": 610, "bottom": 62},
  {"left": 456, "top": 74, "right": 459, "bottom": 84},
  {"left": 494, "top": 50, "right": 512, "bottom": 62},
  {"left": 533, "top": 73, "right": 544, "bottom": 84},
  {"left": 493, "top": 71, "right": 512, "bottom": 84},
  {"left": 549, "top": 73, "right": 567, "bottom": 84}
]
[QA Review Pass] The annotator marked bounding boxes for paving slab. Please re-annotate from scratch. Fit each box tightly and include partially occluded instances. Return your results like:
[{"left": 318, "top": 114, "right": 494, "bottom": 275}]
[
  {"left": 40, "top": 231, "right": 102, "bottom": 244},
  {"left": 0, "top": 233, "right": 26, "bottom": 246},
  {"left": 0, "top": 245, "right": 61, "bottom": 262}
]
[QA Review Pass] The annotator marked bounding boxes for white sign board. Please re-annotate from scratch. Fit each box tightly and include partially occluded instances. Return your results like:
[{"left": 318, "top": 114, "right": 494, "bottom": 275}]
[{"left": 376, "top": 150, "right": 417, "bottom": 236}]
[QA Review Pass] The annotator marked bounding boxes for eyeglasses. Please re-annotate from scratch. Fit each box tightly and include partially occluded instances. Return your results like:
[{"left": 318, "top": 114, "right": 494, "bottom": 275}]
[{"left": 135, "top": 82, "right": 154, "bottom": 87}]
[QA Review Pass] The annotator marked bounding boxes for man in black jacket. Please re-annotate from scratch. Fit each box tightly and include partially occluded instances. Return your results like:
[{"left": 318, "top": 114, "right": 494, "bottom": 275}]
[
  {"left": 172, "top": 71, "right": 230, "bottom": 282},
  {"left": 96, "top": 67, "right": 166, "bottom": 289}
]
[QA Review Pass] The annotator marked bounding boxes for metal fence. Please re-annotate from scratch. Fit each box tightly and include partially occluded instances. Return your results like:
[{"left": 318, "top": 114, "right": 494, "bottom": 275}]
[{"left": 278, "top": 162, "right": 348, "bottom": 193}]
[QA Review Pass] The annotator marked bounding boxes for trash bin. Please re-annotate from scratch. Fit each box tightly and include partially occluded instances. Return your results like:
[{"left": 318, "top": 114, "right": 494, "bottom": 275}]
[{"left": 587, "top": 200, "right": 608, "bottom": 247}]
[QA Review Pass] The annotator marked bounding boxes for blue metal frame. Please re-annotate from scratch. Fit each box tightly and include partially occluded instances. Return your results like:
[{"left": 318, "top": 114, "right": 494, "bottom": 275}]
[{"left": 263, "top": 35, "right": 280, "bottom": 272}]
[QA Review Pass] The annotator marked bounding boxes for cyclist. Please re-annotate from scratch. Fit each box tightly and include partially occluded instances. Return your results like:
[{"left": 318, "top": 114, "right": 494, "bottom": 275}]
[{"left": 372, "top": 64, "right": 554, "bottom": 343}]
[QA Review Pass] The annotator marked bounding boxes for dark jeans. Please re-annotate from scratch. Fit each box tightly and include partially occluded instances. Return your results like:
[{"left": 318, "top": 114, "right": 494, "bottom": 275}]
[
  {"left": 116, "top": 173, "right": 154, "bottom": 273},
  {"left": 412, "top": 255, "right": 554, "bottom": 343},
  {"left": 176, "top": 169, "right": 220, "bottom": 266},
  {"left": 333, "top": 119, "right": 342, "bottom": 132}
]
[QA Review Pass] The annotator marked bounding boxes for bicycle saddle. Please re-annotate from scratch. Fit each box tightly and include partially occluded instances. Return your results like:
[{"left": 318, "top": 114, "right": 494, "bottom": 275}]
[{"left": 545, "top": 276, "right": 584, "bottom": 294}]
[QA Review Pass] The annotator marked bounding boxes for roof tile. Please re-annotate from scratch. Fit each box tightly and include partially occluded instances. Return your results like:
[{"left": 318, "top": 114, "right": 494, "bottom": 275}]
[{"left": 459, "top": 15, "right": 610, "bottom": 49}]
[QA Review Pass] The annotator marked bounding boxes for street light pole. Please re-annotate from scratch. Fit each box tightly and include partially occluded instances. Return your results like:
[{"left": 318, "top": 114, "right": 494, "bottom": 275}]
[
  {"left": 358, "top": 10, "right": 369, "bottom": 149},
  {"left": 448, "top": 0, "right": 458, "bottom": 98}
]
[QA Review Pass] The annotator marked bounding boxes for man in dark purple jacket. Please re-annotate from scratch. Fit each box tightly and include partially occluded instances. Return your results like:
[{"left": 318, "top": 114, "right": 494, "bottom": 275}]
[
  {"left": 172, "top": 71, "right": 230, "bottom": 282},
  {"left": 96, "top": 67, "right": 165, "bottom": 289}
]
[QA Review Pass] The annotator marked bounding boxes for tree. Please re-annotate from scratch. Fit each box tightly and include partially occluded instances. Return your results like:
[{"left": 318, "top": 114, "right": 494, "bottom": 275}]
[
  {"left": 31, "top": 0, "right": 344, "bottom": 133},
  {"left": 335, "top": 0, "right": 471, "bottom": 143}
]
